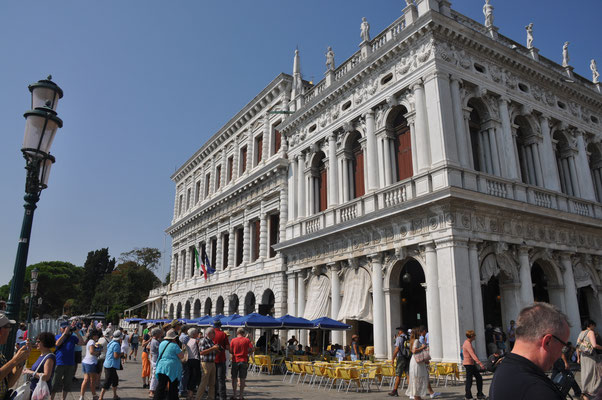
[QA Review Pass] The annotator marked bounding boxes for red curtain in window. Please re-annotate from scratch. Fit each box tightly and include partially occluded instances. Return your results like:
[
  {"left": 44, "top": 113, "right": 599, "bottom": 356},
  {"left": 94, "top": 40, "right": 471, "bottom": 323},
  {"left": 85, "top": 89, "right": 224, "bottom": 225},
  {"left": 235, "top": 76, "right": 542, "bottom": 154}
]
[
  {"left": 241, "top": 147, "right": 247, "bottom": 173},
  {"left": 216, "top": 165, "right": 221, "bottom": 189},
  {"left": 396, "top": 128, "right": 413, "bottom": 181},
  {"left": 353, "top": 148, "right": 365, "bottom": 198},
  {"left": 256, "top": 137, "right": 263, "bottom": 164},
  {"left": 252, "top": 220, "right": 260, "bottom": 261},
  {"left": 274, "top": 130, "right": 281, "bottom": 154},
  {"left": 228, "top": 157, "right": 233, "bottom": 182},
  {"left": 319, "top": 166, "right": 328, "bottom": 211}
]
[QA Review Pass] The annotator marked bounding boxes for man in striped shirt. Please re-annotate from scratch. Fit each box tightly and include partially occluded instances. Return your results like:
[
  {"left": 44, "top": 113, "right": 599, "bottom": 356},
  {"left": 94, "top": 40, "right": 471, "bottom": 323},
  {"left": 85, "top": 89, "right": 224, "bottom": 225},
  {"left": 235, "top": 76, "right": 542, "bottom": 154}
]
[{"left": 195, "top": 328, "right": 220, "bottom": 400}]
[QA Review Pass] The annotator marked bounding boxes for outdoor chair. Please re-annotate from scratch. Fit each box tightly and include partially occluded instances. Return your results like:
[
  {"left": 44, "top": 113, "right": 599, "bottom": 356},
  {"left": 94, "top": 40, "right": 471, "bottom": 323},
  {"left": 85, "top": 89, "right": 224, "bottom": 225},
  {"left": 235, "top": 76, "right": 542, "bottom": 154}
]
[
  {"left": 337, "top": 368, "right": 362, "bottom": 393},
  {"left": 323, "top": 366, "right": 338, "bottom": 391},
  {"left": 311, "top": 364, "right": 326, "bottom": 388},
  {"left": 282, "top": 360, "right": 295, "bottom": 382},
  {"left": 301, "top": 363, "right": 315, "bottom": 384},
  {"left": 379, "top": 364, "right": 396, "bottom": 390},
  {"left": 270, "top": 356, "right": 285, "bottom": 375},
  {"left": 436, "top": 362, "right": 458, "bottom": 386},
  {"left": 291, "top": 362, "right": 305, "bottom": 384},
  {"left": 359, "top": 367, "right": 379, "bottom": 392}
]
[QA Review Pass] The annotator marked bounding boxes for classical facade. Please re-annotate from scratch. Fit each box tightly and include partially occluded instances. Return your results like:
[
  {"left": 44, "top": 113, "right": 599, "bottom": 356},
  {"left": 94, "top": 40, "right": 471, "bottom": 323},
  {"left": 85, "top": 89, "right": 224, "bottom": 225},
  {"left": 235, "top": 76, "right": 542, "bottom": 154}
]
[{"left": 148, "top": 0, "right": 602, "bottom": 362}]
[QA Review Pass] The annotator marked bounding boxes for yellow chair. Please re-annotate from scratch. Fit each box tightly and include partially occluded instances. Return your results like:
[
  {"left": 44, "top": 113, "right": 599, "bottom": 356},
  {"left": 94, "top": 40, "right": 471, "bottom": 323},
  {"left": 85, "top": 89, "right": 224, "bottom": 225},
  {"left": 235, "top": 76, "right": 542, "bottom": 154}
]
[
  {"left": 291, "top": 362, "right": 306, "bottom": 384},
  {"left": 282, "top": 360, "right": 295, "bottom": 382},
  {"left": 337, "top": 367, "right": 362, "bottom": 393},
  {"left": 301, "top": 363, "right": 315, "bottom": 384},
  {"left": 270, "top": 356, "right": 285, "bottom": 375},
  {"left": 379, "top": 364, "right": 396, "bottom": 390},
  {"left": 436, "top": 362, "right": 458, "bottom": 386},
  {"left": 323, "top": 366, "right": 338, "bottom": 391},
  {"left": 359, "top": 367, "right": 379, "bottom": 392},
  {"left": 311, "top": 364, "right": 326, "bottom": 387}
]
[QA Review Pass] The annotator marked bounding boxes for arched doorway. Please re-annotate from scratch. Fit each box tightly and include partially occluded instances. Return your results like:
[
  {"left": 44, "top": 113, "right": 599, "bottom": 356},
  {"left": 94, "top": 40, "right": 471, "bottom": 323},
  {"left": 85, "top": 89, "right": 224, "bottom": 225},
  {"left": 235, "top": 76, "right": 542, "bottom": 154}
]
[
  {"left": 531, "top": 263, "right": 550, "bottom": 303},
  {"left": 204, "top": 298, "right": 212, "bottom": 316},
  {"left": 169, "top": 304, "right": 175, "bottom": 319},
  {"left": 176, "top": 302, "right": 182, "bottom": 319},
  {"left": 398, "top": 259, "right": 427, "bottom": 329},
  {"left": 184, "top": 301, "right": 191, "bottom": 319},
  {"left": 387, "top": 105, "right": 412, "bottom": 181},
  {"left": 216, "top": 296, "right": 225, "bottom": 315},
  {"left": 244, "top": 291, "right": 256, "bottom": 315},
  {"left": 261, "top": 289, "right": 275, "bottom": 316},
  {"left": 228, "top": 294, "right": 239, "bottom": 315},
  {"left": 481, "top": 275, "right": 502, "bottom": 328},
  {"left": 309, "top": 151, "right": 327, "bottom": 214},
  {"left": 193, "top": 299, "right": 201, "bottom": 319}
]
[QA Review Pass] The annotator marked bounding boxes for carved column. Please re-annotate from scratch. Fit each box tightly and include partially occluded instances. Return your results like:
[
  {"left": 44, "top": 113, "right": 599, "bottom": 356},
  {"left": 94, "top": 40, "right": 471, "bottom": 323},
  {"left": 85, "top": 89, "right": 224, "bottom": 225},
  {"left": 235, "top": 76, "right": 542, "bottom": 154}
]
[
  {"left": 341, "top": 153, "right": 350, "bottom": 202},
  {"left": 518, "top": 247, "right": 534, "bottom": 308},
  {"left": 246, "top": 131, "right": 253, "bottom": 172},
  {"left": 424, "top": 242, "right": 443, "bottom": 361},
  {"left": 370, "top": 253, "right": 387, "bottom": 359},
  {"left": 382, "top": 135, "right": 393, "bottom": 185},
  {"left": 498, "top": 98, "right": 519, "bottom": 179},
  {"left": 242, "top": 217, "right": 250, "bottom": 265},
  {"left": 209, "top": 157, "right": 216, "bottom": 196},
  {"left": 450, "top": 76, "right": 470, "bottom": 168},
  {"left": 411, "top": 81, "right": 431, "bottom": 171},
  {"left": 215, "top": 232, "right": 222, "bottom": 271},
  {"left": 576, "top": 132, "right": 597, "bottom": 201},
  {"left": 539, "top": 116, "right": 561, "bottom": 191},
  {"left": 220, "top": 148, "right": 227, "bottom": 189},
  {"left": 364, "top": 110, "right": 379, "bottom": 191},
  {"left": 468, "top": 241, "right": 486, "bottom": 359},
  {"left": 287, "top": 272, "right": 297, "bottom": 316},
  {"left": 262, "top": 113, "right": 270, "bottom": 163},
  {"left": 297, "top": 269, "right": 307, "bottom": 318},
  {"left": 259, "top": 212, "right": 268, "bottom": 259},
  {"left": 279, "top": 179, "right": 288, "bottom": 242},
  {"left": 568, "top": 154, "right": 581, "bottom": 197},
  {"left": 170, "top": 250, "right": 177, "bottom": 283},
  {"left": 297, "top": 153, "right": 306, "bottom": 218},
  {"left": 532, "top": 142, "right": 545, "bottom": 187},
  {"left": 228, "top": 226, "right": 235, "bottom": 270},
  {"left": 328, "top": 133, "right": 339, "bottom": 207},
  {"left": 289, "top": 156, "right": 298, "bottom": 220},
  {"left": 307, "top": 166, "right": 315, "bottom": 215},
  {"left": 329, "top": 262, "right": 343, "bottom": 345},
  {"left": 232, "top": 138, "right": 239, "bottom": 182},
  {"left": 560, "top": 253, "right": 581, "bottom": 341}
]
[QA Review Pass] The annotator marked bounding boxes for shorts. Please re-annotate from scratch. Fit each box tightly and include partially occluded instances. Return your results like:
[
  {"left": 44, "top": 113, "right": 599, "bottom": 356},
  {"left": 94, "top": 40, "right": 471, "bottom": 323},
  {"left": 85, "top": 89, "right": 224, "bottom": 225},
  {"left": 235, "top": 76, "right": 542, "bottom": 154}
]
[
  {"left": 74, "top": 351, "right": 82, "bottom": 364},
  {"left": 395, "top": 356, "right": 408, "bottom": 376},
  {"left": 82, "top": 363, "right": 97, "bottom": 374},
  {"left": 231, "top": 362, "right": 248, "bottom": 381},
  {"left": 102, "top": 367, "right": 119, "bottom": 389},
  {"left": 51, "top": 364, "right": 76, "bottom": 393},
  {"left": 131, "top": 343, "right": 139, "bottom": 351},
  {"left": 96, "top": 359, "right": 104, "bottom": 374}
]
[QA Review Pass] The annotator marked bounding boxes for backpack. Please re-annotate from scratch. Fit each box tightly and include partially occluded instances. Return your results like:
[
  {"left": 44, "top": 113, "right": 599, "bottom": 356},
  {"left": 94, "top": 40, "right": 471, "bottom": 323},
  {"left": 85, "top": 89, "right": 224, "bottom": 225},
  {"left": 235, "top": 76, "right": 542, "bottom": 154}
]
[{"left": 399, "top": 335, "right": 410, "bottom": 358}]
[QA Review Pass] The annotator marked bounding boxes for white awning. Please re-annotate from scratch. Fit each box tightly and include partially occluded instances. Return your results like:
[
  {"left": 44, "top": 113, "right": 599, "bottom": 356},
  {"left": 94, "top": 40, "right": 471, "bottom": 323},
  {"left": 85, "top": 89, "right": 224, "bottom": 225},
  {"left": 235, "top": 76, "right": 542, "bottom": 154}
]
[
  {"left": 303, "top": 274, "right": 331, "bottom": 320},
  {"left": 337, "top": 267, "right": 373, "bottom": 323},
  {"left": 142, "top": 296, "right": 163, "bottom": 305}
]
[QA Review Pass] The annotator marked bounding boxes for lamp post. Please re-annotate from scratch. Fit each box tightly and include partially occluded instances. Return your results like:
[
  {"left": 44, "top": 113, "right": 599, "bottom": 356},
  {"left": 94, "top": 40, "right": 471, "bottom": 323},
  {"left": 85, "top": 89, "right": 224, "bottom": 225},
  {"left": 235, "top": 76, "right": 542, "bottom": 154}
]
[
  {"left": 4, "top": 76, "right": 63, "bottom": 358},
  {"left": 27, "top": 267, "right": 39, "bottom": 324}
]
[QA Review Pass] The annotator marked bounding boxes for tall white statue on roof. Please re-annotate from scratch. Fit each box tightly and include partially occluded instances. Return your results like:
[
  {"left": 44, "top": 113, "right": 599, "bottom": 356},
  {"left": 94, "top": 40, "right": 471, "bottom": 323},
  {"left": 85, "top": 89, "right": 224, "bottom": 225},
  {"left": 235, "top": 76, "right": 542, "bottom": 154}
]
[
  {"left": 326, "top": 47, "right": 335, "bottom": 71},
  {"left": 562, "top": 42, "right": 570, "bottom": 67},
  {"left": 483, "top": 0, "right": 494, "bottom": 28},
  {"left": 292, "top": 49, "right": 303, "bottom": 97},
  {"left": 591, "top": 59, "right": 600, "bottom": 84},
  {"left": 360, "top": 17, "right": 370, "bottom": 42},
  {"left": 525, "top": 23, "right": 534, "bottom": 49}
]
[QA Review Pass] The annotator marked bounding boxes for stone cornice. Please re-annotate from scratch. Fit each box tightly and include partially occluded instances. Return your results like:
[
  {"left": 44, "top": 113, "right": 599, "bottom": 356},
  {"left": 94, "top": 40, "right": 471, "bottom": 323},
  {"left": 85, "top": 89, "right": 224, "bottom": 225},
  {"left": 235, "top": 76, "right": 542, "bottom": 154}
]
[{"left": 172, "top": 73, "right": 293, "bottom": 183}]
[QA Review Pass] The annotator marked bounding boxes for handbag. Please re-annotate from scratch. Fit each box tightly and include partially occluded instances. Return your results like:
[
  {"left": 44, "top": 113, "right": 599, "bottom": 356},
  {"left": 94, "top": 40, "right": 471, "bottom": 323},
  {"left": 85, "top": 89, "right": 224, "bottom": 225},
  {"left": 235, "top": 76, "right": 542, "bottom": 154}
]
[
  {"left": 577, "top": 331, "right": 594, "bottom": 356},
  {"left": 414, "top": 347, "right": 431, "bottom": 363},
  {"left": 180, "top": 343, "right": 189, "bottom": 364},
  {"left": 12, "top": 354, "right": 50, "bottom": 400}
]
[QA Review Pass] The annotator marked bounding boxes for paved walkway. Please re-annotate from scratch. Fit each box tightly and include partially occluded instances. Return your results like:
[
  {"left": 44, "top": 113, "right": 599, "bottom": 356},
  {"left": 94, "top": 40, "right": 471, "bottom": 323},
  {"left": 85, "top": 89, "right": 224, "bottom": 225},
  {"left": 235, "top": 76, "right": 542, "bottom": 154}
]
[{"left": 50, "top": 358, "right": 494, "bottom": 400}]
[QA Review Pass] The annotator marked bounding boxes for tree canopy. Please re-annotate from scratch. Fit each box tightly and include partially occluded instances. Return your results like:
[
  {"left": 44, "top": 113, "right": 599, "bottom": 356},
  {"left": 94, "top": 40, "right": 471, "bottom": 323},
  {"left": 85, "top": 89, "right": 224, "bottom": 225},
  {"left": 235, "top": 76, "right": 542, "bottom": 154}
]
[{"left": 118, "top": 247, "right": 161, "bottom": 271}]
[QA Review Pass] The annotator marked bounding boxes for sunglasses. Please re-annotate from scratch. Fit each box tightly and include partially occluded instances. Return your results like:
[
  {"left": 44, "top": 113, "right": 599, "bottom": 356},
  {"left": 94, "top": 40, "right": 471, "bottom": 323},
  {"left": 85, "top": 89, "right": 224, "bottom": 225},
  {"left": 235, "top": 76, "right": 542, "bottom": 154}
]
[{"left": 550, "top": 334, "right": 568, "bottom": 347}]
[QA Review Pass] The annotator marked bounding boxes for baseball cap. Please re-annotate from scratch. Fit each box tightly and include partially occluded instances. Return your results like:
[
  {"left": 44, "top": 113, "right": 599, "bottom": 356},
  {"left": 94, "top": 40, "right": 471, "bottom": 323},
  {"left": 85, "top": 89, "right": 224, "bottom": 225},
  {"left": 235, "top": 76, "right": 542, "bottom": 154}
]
[
  {"left": 0, "top": 313, "right": 16, "bottom": 328},
  {"left": 60, "top": 321, "right": 70, "bottom": 328},
  {"left": 113, "top": 330, "right": 123, "bottom": 339}
]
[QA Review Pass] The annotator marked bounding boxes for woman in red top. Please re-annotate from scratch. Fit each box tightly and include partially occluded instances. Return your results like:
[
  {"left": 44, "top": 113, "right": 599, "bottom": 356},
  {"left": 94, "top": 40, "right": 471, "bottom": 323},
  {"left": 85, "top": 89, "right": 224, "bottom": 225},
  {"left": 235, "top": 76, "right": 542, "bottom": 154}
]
[{"left": 462, "top": 330, "right": 486, "bottom": 399}]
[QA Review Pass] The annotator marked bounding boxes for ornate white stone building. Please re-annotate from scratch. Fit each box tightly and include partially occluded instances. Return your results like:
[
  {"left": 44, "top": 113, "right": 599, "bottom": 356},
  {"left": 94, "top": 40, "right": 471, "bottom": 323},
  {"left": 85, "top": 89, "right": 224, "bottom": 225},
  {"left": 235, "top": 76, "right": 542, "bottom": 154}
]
[{"left": 147, "top": 0, "right": 602, "bottom": 362}]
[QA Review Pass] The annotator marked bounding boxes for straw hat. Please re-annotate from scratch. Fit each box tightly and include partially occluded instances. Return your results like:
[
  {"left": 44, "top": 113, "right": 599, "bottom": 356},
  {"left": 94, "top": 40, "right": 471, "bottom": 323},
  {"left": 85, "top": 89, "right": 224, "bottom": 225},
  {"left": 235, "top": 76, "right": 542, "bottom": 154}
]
[{"left": 165, "top": 329, "right": 178, "bottom": 340}]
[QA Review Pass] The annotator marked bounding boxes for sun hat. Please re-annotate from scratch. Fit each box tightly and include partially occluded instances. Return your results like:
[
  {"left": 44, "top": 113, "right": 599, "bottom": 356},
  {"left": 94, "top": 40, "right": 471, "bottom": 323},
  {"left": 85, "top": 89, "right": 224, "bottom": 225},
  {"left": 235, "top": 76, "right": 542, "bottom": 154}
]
[
  {"left": 112, "top": 330, "right": 123, "bottom": 339},
  {"left": 0, "top": 313, "right": 16, "bottom": 328},
  {"left": 165, "top": 329, "right": 178, "bottom": 340}
]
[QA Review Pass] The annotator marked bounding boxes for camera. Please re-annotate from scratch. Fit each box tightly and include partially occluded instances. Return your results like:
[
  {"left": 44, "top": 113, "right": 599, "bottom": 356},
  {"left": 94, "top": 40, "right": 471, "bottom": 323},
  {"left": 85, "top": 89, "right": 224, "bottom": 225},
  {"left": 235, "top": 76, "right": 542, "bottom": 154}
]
[{"left": 70, "top": 326, "right": 77, "bottom": 333}]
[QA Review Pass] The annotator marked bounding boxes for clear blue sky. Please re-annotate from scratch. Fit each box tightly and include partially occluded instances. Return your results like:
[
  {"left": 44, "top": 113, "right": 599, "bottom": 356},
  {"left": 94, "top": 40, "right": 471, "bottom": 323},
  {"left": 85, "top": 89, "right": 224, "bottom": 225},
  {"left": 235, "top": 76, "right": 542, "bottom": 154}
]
[{"left": 1, "top": 1, "right": 600, "bottom": 285}]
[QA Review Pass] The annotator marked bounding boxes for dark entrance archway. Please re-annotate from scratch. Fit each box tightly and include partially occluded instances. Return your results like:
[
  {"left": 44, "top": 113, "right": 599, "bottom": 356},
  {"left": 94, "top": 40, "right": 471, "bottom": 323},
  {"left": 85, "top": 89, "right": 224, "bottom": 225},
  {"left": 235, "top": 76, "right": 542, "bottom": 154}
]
[
  {"left": 244, "top": 292, "right": 256, "bottom": 315},
  {"left": 531, "top": 262, "right": 550, "bottom": 303},
  {"left": 481, "top": 276, "right": 502, "bottom": 328},
  {"left": 399, "top": 259, "right": 426, "bottom": 329},
  {"left": 193, "top": 299, "right": 201, "bottom": 319},
  {"left": 216, "top": 296, "right": 225, "bottom": 315},
  {"left": 204, "top": 298, "right": 212, "bottom": 316}
]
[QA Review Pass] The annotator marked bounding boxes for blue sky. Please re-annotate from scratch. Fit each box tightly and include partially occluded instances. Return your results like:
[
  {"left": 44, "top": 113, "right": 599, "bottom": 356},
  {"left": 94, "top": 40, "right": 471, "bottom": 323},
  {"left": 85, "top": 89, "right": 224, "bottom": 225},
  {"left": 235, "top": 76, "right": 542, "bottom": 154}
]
[{"left": 0, "top": 1, "right": 600, "bottom": 285}]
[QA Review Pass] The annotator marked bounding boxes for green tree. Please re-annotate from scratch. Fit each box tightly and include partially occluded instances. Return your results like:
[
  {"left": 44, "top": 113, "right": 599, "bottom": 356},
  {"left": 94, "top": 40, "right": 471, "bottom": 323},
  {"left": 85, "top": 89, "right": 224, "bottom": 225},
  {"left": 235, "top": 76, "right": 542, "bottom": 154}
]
[
  {"left": 0, "top": 261, "right": 83, "bottom": 320},
  {"left": 164, "top": 272, "right": 170, "bottom": 285},
  {"left": 118, "top": 247, "right": 161, "bottom": 271},
  {"left": 79, "top": 248, "right": 115, "bottom": 313}
]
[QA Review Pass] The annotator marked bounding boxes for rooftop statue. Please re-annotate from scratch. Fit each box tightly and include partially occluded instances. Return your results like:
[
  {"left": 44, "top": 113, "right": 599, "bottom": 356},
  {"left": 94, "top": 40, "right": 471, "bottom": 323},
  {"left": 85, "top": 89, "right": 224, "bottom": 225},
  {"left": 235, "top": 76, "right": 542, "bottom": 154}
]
[
  {"left": 360, "top": 17, "right": 370, "bottom": 42},
  {"left": 525, "top": 23, "right": 534, "bottom": 49},
  {"left": 591, "top": 59, "right": 600, "bottom": 84},
  {"left": 483, "top": 0, "right": 494, "bottom": 28},
  {"left": 326, "top": 47, "right": 335, "bottom": 71},
  {"left": 562, "top": 41, "right": 570, "bottom": 67}
]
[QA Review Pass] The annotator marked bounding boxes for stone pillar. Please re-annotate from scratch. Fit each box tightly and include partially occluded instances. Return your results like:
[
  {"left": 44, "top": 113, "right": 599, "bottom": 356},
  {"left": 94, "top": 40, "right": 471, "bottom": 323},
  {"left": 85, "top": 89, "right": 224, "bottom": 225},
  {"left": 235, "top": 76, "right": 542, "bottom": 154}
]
[
  {"left": 328, "top": 133, "right": 339, "bottom": 207},
  {"left": 228, "top": 226, "right": 235, "bottom": 269},
  {"left": 297, "top": 270, "right": 307, "bottom": 318},
  {"left": 424, "top": 242, "right": 443, "bottom": 361},
  {"left": 518, "top": 247, "right": 534, "bottom": 308},
  {"left": 341, "top": 155, "right": 350, "bottom": 202},
  {"left": 279, "top": 180, "right": 288, "bottom": 241},
  {"left": 242, "top": 218, "right": 250, "bottom": 265},
  {"left": 220, "top": 149, "right": 227, "bottom": 189},
  {"left": 215, "top": 233, "right": 222, "bottom": 271},
  {"left": 576, "top": 133, "right": 597, "bottom": 201},
  {"left": 435, "top": 239, "right": 474, "bottom": 362},
  {"left": 259, "top": 212, "right": 268, "bottom": 259},
  {"left": 170, "top": 250, "right": 177, "bottom": 283},
  {"left": 423, "top": 72, "right": 459, "bottom": 166},
  {"left": 329, "top": 262, "right": 342, "bottom": 345},
  {"left": 370, "top": 253, "right": 387, "bottom": 359},
  {"left": 364, "top": 110, "right": 379, "bottom": 191},
  {"left": 289, "top": 156, "right": 298, "bottom": 220},
  {"left": 297, "top": 153, "right": 306, "bottom": 218},
  {"left": 532, "top": 143, "right": 545, "bottom": 187},
  {"left": 560, "top": 253, "right": 582, "bottom": 341},
  {"left": 287, "top": 272, "right": 297, "bottom": 316},
  {"left": 450, "top": 76, "right": 470, "bottom": 168},
  {"left": 262, "top": 113, "right": 270, "bottom": 163},
  {"left": 568, "top": 155, "right": 581, "bottom": 197},
  {"left": 539, "top": 115, "right": 561, "bottom": 191},
  {"left": 468, "top": 241, "right": 487, "bottom": 359},
  {"left": 382, "top": 136, "right": 393, "bottom": 185},
  {"left": 307, "top": 172, "right": 315, "bottom": 215},
  {"left": 209, "top": 157, "right": 216, "bottom": 196},
  {"left": 232, "top": 139, "right": 239, "bottom": 182},
  {"left": 498, "top": 98, "right": 519, "bottom": 179},
  {"left": 411, "top": 81, "right": 431, "bottom": 171}
]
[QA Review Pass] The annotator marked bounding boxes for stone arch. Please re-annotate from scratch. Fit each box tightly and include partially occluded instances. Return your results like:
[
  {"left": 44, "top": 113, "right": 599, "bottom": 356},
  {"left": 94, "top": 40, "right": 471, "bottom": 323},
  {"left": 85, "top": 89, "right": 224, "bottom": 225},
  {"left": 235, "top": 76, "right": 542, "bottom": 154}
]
[
  {"left": 341, "top": 129, "right": 364, "bottom": 150},
  {"left": 387, "top": 256, "right": 427, "bottom": 333},
  {"left": 193, "top": 299, "right": 202, "bottom": 319},
  {"left": 261, "top": 289, "right": 275, "bottom": 316},
  {"left": 204, "top": 297, "right": 212, "bottom": 316},
  {"left": 228, "top": 294, "right": 239, "bottom": 315},
  {"left": 385, "top": 105, "right": 413, "bottom": 182},
  {"left": 587, "top": 142, "right": 602, "bottom": 202},
  {"left": 169, "top": 303, "right": 175, "bottom": 319},
  {"left": 309, "top": 149, "right": 328, "bottom": 213},
  {"left": 553, "top": 130, "right": 579, "bottom": 196},
  {"left": 176, "top": 302, "right": 182, "bottom": 319},
  {"left": 514, "top": 115, "right": 543, "bottom": 186},
  {"left": 184, "top": 300, "right": 191, "bottom": 319},
  {"left": 216, "top": 296, "right": 225, "bottom": 315},
  {"left": 244, "top": 291, "right": 256, "bottom": 315}
]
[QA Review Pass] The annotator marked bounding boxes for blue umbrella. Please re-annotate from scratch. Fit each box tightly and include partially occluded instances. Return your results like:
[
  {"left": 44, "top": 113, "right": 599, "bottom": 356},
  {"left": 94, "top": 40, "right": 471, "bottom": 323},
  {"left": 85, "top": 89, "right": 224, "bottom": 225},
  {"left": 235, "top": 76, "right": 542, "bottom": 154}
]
[
  {"left": 220, "top": 314, "right": 240, "bottom": 326},
  {"left": 194, "top": 314, "right": 225, "bottom": 326},
  {"left": 228, "top": 313, "right": 282, "bottom": 328},
  {"left": 311, "top": 317, "right": 351, "bottom": 330},
  {"left": 277, "top": 314, "right": 314, "bottom": 329},
  {"left": 124, "top": 318, "right": 144, "bottom": 323}
]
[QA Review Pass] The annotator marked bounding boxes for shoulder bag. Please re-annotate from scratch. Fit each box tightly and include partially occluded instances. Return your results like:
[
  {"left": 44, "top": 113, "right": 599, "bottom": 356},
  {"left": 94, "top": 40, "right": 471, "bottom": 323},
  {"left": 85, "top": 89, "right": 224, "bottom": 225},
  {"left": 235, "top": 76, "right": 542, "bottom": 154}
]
[
  {"left": 11, "top": 354, "right": 50, "bottom": 400},
  {"left": 577, "top": 330, "right": 594, "bottom": 356},
  {"left": 414, "top": 346, "right": 431, "bottom": 363}
]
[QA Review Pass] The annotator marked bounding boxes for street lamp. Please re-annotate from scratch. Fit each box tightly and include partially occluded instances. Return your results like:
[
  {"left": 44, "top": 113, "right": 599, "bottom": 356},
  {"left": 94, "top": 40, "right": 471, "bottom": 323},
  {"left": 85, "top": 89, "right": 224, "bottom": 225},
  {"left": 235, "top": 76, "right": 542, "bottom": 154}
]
[
  {"left": 27, "top": 267, "right": 39, "bottom": 324},
  {"left": 4, "top": 76, "right": 63, "bottom": 358}
]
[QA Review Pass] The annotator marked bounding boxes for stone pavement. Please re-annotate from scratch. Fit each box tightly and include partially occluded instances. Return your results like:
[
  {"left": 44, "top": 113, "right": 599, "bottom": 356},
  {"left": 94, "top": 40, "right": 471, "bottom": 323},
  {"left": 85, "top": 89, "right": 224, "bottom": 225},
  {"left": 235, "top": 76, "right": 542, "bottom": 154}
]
[{"left": 52, "top": 358, "right": 495, "bottom": 400}]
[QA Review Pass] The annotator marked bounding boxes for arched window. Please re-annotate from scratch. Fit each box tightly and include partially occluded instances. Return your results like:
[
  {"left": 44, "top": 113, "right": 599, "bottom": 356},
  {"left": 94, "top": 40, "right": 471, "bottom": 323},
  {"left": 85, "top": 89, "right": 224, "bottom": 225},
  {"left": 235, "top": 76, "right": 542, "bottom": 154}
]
[
  {"left": 184, "top": 301, "right": 191, "bottom": 319},
  {"left": 216, "top": 296, "right": 225, "bottom": 315},
  {"left": 244, "top": 292, "right": 256, "bottom": 315},
  {"left": 260, "top": 289, "right": 275, "bottom": 316},
  {"left": 193, "top": 299, "right": 202, "bottom": 319},
  {"left": 515, "top": 116, "right": 543, "bottom": 187},
  {"left": 554, "top": 131, "right": 579, "bottom": 196},
  {"left": 204, "top": 298, "right": 212, "bottom": 316},
  {"left": 391, "top": 108, "right": 413, "bottom": 181},
  {"left": 228, "top": 294, "right": 239, "bottom": 315},
  {"left": 176, "top": 302, "right": 182, "bottom": 319},
  {"left": 587, "top": 143, "right": 602, "bottom": 202},
  {"left": 349, "top": 133, "right": 365, "bottom": 199},
  {"left": 310, "top": 151, "right": 327, "bottom": 214},
  {"left": 468, "top": 106, "right": 484, "bottom": 172},
  {"left": 169, "top": 304, "right": 175, "bottom": 319}
]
